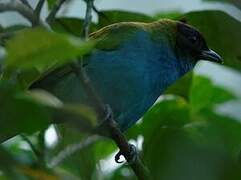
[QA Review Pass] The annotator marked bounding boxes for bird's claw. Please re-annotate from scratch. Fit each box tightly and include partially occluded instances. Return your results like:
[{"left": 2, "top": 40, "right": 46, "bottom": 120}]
[
  {"left": 95, "top": 104, "right": 114, "bottom": 135},
  {"left": 115, "top": 144, "right": 138, "bottom": 164},
  {"left": 115, "top": 150, "right": 124, "bottom": 163},
  {"left": 100, "top": 106, "right": 138, "bottom": 164}
]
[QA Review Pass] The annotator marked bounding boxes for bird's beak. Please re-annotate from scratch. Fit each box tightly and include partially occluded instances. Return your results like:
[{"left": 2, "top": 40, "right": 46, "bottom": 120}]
[{"left": 199, "top": 49, "right": 223, "bottom": 64}]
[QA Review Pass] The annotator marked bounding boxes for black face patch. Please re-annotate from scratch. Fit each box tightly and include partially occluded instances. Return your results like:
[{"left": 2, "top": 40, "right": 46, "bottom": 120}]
[{"left": 176, "top": 22, "right": 209, "bottom": 59}]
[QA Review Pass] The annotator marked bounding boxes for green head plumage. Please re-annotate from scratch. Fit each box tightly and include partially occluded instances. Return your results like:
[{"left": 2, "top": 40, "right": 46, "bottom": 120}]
[{"left": 147, "top": 19, "right": 223, "bottom": 64}]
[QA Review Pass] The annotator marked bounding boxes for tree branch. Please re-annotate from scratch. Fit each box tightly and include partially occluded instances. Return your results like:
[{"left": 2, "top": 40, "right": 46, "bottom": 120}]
[
  {"left": 48, "top": 135, "right": 100, "bottom": 167},
  {"left": 34, "top": 0, "right": 45, "bottom": 19},
  {"left": 37, "top": 130, "right": 46, "bottom": 167},
  {"left": 20, "top": 134, "right": 42, "bottom": 160},
  {"left": 19, "top": 0, "right": 33, "bottom": 10},
  {"left": 72, "top": 63, "right": 151, "bottom": 180},
  {"left": 21, "top": 131, "right": 47, "bottom": 167},
  {"left": 0, "top": 0, "right": 151, "bottom": 178},
  {"left": 46, "top": 0, "right": 67, "bottom": 24},
  {"left": 82, "top": 0, "right": 93, "bottom": 38},
  {"left": 70, "top": 0, "right": 151, "bottom": 179},
  {"left": 92, "top": 3, "right": 110, "bottom": 23},
  {"left": 0, "top": 31, "right": 15, "bottom": 45},
  {"left": 107, "top": 120, "right": 150, "bottom": 180},
  {"left": 0, "top": 1, "right": 36, "bottom": 26}
]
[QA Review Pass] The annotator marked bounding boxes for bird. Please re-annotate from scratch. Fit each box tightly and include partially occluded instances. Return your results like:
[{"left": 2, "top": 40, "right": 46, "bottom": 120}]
[{"left": 30, "top": 19, "right": 223, "bottom": 131}]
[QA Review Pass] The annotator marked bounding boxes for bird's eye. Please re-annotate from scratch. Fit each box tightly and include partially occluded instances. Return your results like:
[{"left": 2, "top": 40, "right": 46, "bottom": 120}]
[
  {"left": 189, "top": 35, "right": 198, "bottom": 44},
  {"left": 177, "top": 22, "right": 210, "bottom": 53}
]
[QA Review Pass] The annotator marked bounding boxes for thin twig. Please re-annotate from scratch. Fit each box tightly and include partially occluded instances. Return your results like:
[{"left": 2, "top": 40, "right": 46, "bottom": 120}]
[
  {"left": 78, "top": 0, "right": 106, "bottom": 116},
  {"left": 82, "top": 0, "right": 93, "bottom": 38},
  {"left": 107, "top": 120, "right": 150, "bottom": 180},
  {"left": 20, "top": 133, "right": 47, "bottom": 167},
  {"left": 71, "top": 0, "right": 151, "bottom": 179},
  {"left": 34, "top": 0, "right": 45, "bottom": 19},
  {"left": 38, "top": 130, "right": 46, "bottom": 167},
  {"left": 19, "top": 0, "right": 33, "bottom": 9},
  {"left": 71, "top": 62, "right": 106, "bottom": 118},
  {"left": 48, "top": 135, "right": 100, "bottom": 167},
  {"left": 72, "top": 64, "right": 151, "bottom": 179},
  {"left": 92, "top": 4, "right": 110, "bottom": 23},
  {"left": 0, "top": 1, "right": 36, "bottom": 25},
  {"left": 69, "top": 0, "right": 106, "bottom": 118},
  {"left": 0, "top": 31, "right": 16, "bottom": 45},
  {"left": 20, "top": 134, "right": 42, "bottom": 159},
  {"left": 46, "top": 0, "right": 67, "bottom": 24}
]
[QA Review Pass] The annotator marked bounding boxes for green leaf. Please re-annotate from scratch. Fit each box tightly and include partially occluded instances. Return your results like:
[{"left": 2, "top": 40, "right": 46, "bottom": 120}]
[
  {"left": 0, "top": 146, "right": 24, "bottom": 179},
  {"left": 143, "top": 125, "right": 241, "bottom": 180},
  {"left": 1, "top": 25, "right": 29, "bottom": 45},
  {"left": 47, "top": 0, "right": 56, "bottom": 9},
  {"left": 51, "top": 18, "right": 98, "bottom": 36},
  {"left": 190, "top": 75, "right": 236, "bottom": 113},
  {"left": 165, "top": 71, "right": 193, "bottom": 100},
  {"left": 0, "top": 85, "right": 97, "bottom": 144},
  {"left": 107, "top": 166, "right": 136, "bottom": 180},
  {"left": 203, "top": 0, "right": 241, "bottom": 9},
  {"left": 182, "top": 10, "right": 241, "bottom": 71},
  {"left": 187, "top": 111, "right": 241, "bottom": 158},
  {"left": 98, "top": 10, "right": 155, "bottom": 28},
  {"left": 59, "top": 104, "right": 97, "bottom": 131},
  {"left": 154, "top": 11, "right": 183, "bottom": 20},
  {"left": 47, "top": 126, "right": 98, "bottom": 180},
  {"left": 4, "top": 25, "right": 29, "bottom": 32},
  {"left": 139, "top": 75, "right": 241, "bottom": 179},
  {"left": 141, "top": 97, "right": 190, "bottom": 134},
  {"left": 15, "top": 68, "right": 41, "bottom": 90},
  {"left": 0, "top": 82, "right": 51, "bottom": 143},
  {"left": 2, "top": 136, "right": 36, "bottom": 165},
  {"left": 28, "top": 89, "right": 97, "bottom": 132},
  {"left": 5, "top": 28, "right": 95, "bottom": 70},
  {"left": 93, "top": 140, "right": 116, "bottom": 161},
  {"left": 59, "top": 145, "right": 97, "bottom": 180},
  {"left": 141, "top": 98, "right": 241, "bottom": 180}
]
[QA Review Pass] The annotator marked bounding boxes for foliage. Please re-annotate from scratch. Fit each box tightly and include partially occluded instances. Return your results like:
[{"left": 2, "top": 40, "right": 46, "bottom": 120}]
[
  {"left": 203, "top": 0, "right": 241, "bottom": 9},
  {"left": 0, "top": 0, "right": 241, "bottom": 179},
  {"left": 183, "top": 10, "right": 241, "bottom": 71}
]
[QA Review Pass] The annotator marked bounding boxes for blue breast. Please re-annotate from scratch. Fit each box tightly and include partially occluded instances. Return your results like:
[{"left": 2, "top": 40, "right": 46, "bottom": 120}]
[{"left": 86, "top": 30, "right": 194, "bottom": 130}]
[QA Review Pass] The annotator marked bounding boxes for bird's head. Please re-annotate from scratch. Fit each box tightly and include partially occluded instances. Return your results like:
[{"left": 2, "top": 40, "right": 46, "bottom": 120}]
[
  {"left": 150, "top": 19, "right": 223, "bottom": 76},
  {"left": 175, "top": 21, "right": 223, "bottom": 65}
]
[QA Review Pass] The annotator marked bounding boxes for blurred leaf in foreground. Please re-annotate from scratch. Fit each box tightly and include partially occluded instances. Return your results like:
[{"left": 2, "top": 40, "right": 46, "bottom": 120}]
[
  {"left": 0, "top": 82, "right": 51, "bottom": 143},
  {"left": 154, "top": 11, "right": 183, "bottom": 20},
  {"left": 51, "top": 18, "right": 98, "bottom": 36},
  {"left": 190, "top": 75, "right": 236, "bottom": 113},
  {"left": 203, "top": 0, "right": 241, "bottom": 9},
  {"left": 5, "top": 28, "right": 95, "bottom": 70},
  {"left": 0, "top": 83, "right": 97, "bottom": 143},
  {"left": 137, "top": 74, "right": 241, "bottom": 180},
  {"left": 165, "top": 71, "right": 193, "bottom": 100}
]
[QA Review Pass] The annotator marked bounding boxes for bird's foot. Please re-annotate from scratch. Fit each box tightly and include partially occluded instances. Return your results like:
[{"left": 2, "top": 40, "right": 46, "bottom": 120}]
[
  {"left": 95, "top": 104, "right": 115, "bottom": 135},
  {"left": 97, "top": 105, "right": 138, "bottom": 164},
  {"left": 115, "top": 143, "right": 138, "bottom": 164}
]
